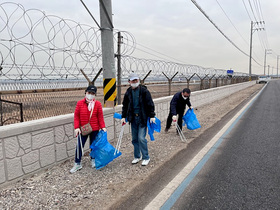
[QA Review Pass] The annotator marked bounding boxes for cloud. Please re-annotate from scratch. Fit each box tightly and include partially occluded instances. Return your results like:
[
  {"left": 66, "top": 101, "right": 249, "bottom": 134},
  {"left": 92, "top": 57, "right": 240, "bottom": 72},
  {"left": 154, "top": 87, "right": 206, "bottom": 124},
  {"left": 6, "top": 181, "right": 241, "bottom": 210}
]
[{"left": 3, "top": 0, "right": 280, "bottom": 76}]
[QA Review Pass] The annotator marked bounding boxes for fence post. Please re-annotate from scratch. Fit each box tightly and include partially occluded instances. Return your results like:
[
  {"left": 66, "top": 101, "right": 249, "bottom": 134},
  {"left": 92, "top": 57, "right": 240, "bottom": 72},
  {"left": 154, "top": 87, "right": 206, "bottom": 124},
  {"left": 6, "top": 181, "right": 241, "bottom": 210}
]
[
  {"left": 196, "top": 74, "right": 209, "bottom": 90},
  {"left": 185, "top": 73, "right": 196, "bottom": 89},
  {"left": 209, "top": 74, "right": 216, "bottom": 89},
  {"left": 216, "top": 76, "right": 220, "bottom": 87},
  {"left": 20, "top": 103, "right": 24, "bottom": 122},
  {"left": 0, "top": 94, "right": 2, "bottom": 126},
  {"left": 162, "top": 72, "right": 178, "bottom": 96}
]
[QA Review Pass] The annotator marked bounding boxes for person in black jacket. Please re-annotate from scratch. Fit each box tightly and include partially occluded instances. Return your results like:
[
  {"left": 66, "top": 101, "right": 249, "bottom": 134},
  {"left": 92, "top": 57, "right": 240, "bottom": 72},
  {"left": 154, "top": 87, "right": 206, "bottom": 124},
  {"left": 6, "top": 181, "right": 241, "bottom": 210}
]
[
  {"left": 121, "top": 73, "right": 156, "bottom": 166},
  {"left": 165, "top": 88, "right": 192, "bottom": 132}
]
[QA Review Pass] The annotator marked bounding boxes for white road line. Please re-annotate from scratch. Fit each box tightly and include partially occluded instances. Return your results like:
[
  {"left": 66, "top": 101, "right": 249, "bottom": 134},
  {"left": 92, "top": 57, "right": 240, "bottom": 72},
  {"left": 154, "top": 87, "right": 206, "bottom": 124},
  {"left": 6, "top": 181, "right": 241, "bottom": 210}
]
[{"left": 144, "top": 85, "right": 265, "bottom": 210}]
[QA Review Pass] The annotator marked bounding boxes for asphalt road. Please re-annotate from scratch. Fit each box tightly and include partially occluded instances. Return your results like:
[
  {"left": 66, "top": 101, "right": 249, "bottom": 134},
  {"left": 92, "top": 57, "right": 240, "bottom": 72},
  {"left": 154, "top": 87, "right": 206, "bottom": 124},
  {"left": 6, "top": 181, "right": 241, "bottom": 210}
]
[{"left": 172, "top": 80, "right": 280, "bottom": 209}]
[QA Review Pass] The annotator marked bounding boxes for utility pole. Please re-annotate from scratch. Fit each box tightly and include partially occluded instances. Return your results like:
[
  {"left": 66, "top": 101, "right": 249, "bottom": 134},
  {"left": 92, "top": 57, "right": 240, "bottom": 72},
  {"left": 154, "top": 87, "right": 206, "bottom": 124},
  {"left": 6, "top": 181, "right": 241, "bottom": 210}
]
[
  {"left": 264, "top": 49, "right": 272, "bottom": 75},
  {"left": 268, "top": 65, "right": 270, "bottom": 76},
  {"left": 249, "top": 21, "right": 264, "bottom": 80},
  {"left": 277, "top": 55, "right": 279, "bottom": 78},
  {"left": 99, "top": 0, "right": 116, "bottom": 107},
  {"left": 249, "top": 21, "right": 253, "bottom": 80},
  {"left": 117, "top": 32, "right": 123, "bottom": 105}
]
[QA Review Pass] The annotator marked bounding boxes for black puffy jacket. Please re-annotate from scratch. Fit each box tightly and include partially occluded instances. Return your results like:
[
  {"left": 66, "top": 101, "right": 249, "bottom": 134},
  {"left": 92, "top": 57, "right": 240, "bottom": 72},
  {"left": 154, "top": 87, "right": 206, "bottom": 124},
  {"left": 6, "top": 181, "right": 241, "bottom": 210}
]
[
  {"left": 170, "top": 91, "right": 191, "bottom": 116},
  {"left": 122, "top": 85, "right": 155, "bottom": 125}
]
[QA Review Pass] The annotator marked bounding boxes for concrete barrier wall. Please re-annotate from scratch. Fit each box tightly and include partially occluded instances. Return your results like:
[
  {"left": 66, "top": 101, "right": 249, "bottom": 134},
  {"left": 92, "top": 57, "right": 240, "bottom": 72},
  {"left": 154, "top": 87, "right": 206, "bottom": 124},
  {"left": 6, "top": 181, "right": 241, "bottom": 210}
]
[{"left": 0, "top": 81, "right": 255, "bottom": 186}]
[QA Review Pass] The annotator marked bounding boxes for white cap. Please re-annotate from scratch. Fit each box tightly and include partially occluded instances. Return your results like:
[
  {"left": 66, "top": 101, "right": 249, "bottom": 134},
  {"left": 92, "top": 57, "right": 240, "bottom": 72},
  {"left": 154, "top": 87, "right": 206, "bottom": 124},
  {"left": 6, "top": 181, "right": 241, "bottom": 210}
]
[{"left": 129, "top": 73, "right": 139, "bottom": 81}]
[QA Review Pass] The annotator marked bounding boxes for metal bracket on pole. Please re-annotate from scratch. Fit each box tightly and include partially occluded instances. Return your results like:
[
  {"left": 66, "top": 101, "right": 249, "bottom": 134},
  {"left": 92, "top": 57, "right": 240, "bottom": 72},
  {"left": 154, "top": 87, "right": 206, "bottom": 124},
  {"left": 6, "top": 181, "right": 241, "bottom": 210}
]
[
  {"left": 92, "top": 68, "right": 103, "bottom": 85},
  {"left": 80, "top": 68, "right": 103, "bottom": 86},
  {"left": 141, "top": 70, "right": 152, "bottom": 85},
  {"left": 80, "top": 69, "right": 92, "bottom": 85}
]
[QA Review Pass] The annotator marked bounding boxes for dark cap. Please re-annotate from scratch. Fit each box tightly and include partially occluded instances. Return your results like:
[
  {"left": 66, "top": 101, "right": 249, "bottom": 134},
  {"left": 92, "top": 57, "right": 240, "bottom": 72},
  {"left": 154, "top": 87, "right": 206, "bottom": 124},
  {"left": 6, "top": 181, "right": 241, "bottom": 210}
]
[
  {"left": 85, "top": 85, "right": 97, "bottom": 93},
  {"left": 182, "top": 88, "right": 191, "bottom": 94}
]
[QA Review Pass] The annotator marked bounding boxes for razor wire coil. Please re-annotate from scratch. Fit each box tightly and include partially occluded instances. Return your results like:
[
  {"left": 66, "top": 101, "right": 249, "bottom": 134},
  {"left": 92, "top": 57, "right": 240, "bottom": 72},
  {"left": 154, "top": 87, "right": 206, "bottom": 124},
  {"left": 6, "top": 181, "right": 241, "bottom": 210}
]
[{"left": 0, "top": 2, "right": 247, "bottom": 84}]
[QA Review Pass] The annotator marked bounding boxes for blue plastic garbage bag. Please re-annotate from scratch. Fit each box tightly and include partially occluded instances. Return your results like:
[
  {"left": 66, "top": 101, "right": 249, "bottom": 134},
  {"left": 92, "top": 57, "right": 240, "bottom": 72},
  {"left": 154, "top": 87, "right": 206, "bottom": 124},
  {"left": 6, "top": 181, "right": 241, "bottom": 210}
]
[
  {"left": 113, "top": 112, "right": 128, "bottom": 122},
  {"left": 90, "top": 130, "right": 121, "bottom": 170},
  {"left": 147, "top": 117, "right": 161, "bottom": 141},
  {"left": 113, "top": 112, "right": 122, "bottom": 119},
  {"left": 183, "top": 109, "right": 201, "bottom": 130}
]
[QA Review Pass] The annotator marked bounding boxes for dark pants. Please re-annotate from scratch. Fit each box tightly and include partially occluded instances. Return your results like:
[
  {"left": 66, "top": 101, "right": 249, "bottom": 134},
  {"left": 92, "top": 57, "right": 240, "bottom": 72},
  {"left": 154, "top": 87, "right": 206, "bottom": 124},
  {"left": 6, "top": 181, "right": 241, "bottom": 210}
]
[
  {"left": 75, "top": 130, "right": 99, "bottom": 163},
  {"left": 166, "top": 111, "right": 184, "bottom": 131}
]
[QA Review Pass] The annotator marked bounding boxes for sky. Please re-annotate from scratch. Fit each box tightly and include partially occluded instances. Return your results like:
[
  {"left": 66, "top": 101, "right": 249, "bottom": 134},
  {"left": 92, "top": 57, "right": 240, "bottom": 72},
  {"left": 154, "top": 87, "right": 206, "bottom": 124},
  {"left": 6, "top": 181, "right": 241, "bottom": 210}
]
[{"left": 3, "top": 0, "right": 280, "bottom": 76}]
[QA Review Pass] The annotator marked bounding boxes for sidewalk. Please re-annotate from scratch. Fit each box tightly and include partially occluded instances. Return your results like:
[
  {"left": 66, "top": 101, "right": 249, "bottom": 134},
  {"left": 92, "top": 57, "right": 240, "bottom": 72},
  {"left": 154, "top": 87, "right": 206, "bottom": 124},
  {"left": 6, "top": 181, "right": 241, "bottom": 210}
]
[{"left": 0, "top": 84, "right": 263, "bottom": 209}]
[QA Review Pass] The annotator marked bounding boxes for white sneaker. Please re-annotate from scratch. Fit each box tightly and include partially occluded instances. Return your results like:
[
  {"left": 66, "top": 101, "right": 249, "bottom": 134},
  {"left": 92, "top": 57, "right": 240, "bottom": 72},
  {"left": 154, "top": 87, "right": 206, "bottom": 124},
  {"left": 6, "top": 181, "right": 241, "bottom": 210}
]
[
  {"left": 142, "top": 159, "right": 150, "bottom": 166},
  {"left": 70, "top": 163, "right": 82, "bottom": 173},
  {"left": 132, "top": 157, "right": 142, "bottom": 164},
  {"left": 91, "top": 159, "right": 96, "bottom": 168}
]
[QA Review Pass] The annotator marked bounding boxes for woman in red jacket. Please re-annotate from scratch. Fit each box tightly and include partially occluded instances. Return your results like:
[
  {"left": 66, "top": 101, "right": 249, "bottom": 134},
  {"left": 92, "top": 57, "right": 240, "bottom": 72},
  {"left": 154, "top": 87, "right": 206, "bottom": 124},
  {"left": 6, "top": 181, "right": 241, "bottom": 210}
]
[{"left": 70, "top": 85, "right": 106, "bottom": 173}]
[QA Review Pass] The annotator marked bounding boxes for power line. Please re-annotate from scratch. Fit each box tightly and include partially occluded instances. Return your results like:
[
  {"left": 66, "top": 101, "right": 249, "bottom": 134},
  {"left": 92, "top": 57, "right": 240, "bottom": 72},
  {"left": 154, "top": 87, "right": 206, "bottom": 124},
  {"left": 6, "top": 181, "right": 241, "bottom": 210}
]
[
  {"left": 242, "top": 0, "right": 253, "bottom": 20},
  {"left": 123, "top": 37, "right": 187, "bottom": 63},
  {"left": 256, "top": 0, "right": 264, "bottom": 21},
  {"left": 190, "top": 0, "right": 261, "bottom": 66},
  {"left": 248, "top": 0, "right": 258, "bottom": 22},
  {"left": 253, "top": 0, "right": 262, "bottom": 21},
  {"left": 216, "top": 0, "right": 262, "bottom": 62},
  {"left": 215, "top": 0, "right": 249, "bottom": 46},
  {"left": 242, "top": 0, "right": 271, "bottom": 56}
]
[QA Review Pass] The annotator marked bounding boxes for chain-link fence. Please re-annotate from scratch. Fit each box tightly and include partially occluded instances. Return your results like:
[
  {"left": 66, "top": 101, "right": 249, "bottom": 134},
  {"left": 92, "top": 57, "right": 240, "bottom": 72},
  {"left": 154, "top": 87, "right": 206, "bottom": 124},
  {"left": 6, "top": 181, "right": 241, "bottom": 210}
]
[{"left": 0, "top": 77, "right": 246, "bottom": 126}]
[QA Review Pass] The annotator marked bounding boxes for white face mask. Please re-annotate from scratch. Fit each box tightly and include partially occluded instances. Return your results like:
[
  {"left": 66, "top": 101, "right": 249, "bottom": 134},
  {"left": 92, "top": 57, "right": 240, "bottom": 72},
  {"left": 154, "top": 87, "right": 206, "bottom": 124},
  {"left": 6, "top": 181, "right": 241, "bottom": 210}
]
[
  {"left": 182, "top": 95, "right": 188, "bottom": 100},
  {"left": 86, "top": 94, "right": 95, "bottom": 101},
  {"left": 131, "top": 82, "right": 140, "bottom": 88}
]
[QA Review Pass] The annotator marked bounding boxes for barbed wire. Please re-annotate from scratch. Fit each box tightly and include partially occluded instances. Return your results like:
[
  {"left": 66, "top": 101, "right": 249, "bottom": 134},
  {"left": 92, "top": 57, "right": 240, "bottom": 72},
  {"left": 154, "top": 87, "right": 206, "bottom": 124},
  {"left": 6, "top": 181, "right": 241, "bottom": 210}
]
[
  {"left": 0, "top": 2, "right": 102, "bottom": 80},
  {"left": 0, "top": 2, "right": 247, "bottom": 82}
]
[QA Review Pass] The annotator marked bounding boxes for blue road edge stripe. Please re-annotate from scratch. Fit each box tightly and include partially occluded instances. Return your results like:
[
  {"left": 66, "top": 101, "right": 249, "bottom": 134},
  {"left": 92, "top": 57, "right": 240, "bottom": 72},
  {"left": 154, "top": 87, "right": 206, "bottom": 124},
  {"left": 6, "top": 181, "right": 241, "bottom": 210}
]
[{"left": 160, "top": 84, "right": 266, "bottom": 210}]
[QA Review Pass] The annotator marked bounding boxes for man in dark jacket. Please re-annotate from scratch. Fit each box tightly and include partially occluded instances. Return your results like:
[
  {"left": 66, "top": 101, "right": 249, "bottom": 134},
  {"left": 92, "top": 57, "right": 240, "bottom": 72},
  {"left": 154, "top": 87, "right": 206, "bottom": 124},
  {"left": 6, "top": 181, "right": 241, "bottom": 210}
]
[
  {"left": 165, "top": 88, "right": 192, "bottom": 132},
  {"left": 121, "top": 73, "right": 155, "bottom": 166}
]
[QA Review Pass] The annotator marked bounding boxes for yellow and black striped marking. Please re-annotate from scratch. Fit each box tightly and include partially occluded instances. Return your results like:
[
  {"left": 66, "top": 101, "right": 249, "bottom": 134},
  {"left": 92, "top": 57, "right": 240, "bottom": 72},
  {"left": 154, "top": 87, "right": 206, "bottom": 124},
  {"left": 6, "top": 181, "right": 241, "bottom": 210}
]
[{"left": 103, "top": 78, "right": 117, "bottom": 107}]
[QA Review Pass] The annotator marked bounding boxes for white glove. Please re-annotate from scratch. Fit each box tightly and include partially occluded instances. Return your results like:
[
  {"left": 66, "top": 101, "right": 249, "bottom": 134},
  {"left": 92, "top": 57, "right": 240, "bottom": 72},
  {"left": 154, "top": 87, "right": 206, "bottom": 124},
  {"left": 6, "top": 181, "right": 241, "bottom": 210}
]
[
  {"left": 189, "top": 106, "right": 193, "bottom": 110},
  {"left": 172, "top": 115, "right": 177, "bottom": 122},
  {"left": 150, "top": 118, "right": 156, "bottom": 124},
  {"left": 102, "top": 127, "right": 107, "bottom": 132},
  {"left": 75, "top": 128, "right": 81, "bottom": 137},
  {"left": 121, "top": 118, "right": 126, "bottom": 125}
]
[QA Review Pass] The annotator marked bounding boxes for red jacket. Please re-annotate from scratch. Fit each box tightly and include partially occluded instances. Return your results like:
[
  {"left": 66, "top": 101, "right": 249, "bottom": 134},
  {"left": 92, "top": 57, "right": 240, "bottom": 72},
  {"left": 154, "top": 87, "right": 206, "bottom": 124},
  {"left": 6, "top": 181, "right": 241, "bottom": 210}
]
[{"left": 74, "top": 99, "right": 105, "bottom": 131}]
